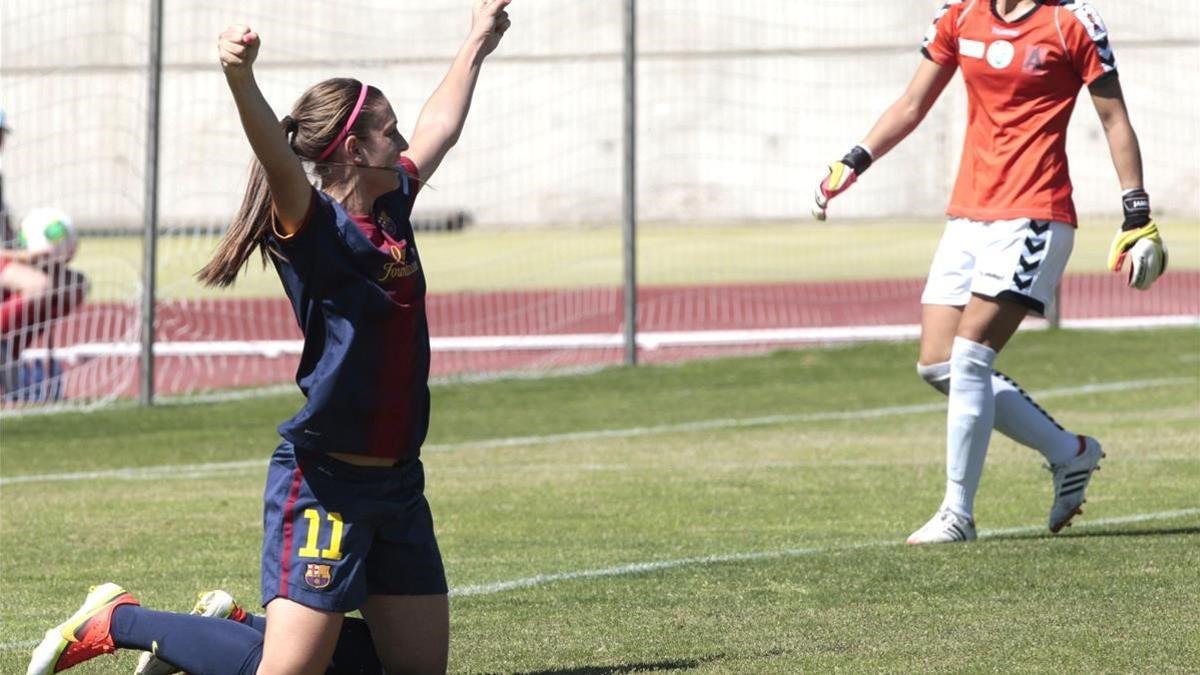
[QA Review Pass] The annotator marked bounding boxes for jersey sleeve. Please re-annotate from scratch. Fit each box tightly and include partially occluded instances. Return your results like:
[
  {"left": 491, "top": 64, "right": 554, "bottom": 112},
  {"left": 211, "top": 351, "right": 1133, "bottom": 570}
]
[
  {"left": 921, "top": 1, "right": 963, "bottom": 66},
  {"left": 398, "top": 156, "right": 422, "bottom": 198},
  {"left": 1060, "top": 3, "right": 1118, "bottom": 84},
  {"left": 269, "top": 188, "right": 336, "bottom": 279}
]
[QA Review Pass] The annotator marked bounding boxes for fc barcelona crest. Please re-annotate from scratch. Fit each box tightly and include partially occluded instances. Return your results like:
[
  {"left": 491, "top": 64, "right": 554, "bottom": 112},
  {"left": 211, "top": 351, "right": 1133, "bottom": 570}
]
[
  {"left": 377, "top": 212, "right": 398, "bottom": 237},
  {"left": 305, "top": 563, "right": 332, "bottom": 590}
]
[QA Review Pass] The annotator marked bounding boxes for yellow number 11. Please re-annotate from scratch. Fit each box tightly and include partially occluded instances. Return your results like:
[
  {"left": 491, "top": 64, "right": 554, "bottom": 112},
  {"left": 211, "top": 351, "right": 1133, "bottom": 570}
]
[{"left": 298, "top": 509, "right": 344, "bottom": 560}]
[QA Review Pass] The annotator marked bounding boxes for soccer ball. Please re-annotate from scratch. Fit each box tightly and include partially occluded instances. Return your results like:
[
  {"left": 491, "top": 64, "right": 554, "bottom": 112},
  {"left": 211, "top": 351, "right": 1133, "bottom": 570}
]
[{"left": 17, "top": 207, "right": 79, "bottom": 262}]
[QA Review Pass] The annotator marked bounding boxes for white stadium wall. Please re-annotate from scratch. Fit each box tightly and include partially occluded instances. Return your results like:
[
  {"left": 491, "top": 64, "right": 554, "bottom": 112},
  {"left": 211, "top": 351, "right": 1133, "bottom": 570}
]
[{"left": 1, "top": 0, "right": 1197, "bottom": 231}]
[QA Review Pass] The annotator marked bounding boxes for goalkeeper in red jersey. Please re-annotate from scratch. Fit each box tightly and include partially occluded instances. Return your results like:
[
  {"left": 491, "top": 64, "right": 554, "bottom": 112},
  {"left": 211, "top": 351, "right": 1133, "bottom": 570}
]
[{"left": 813, "top": 0, "right": 1167, "bottom": 543}]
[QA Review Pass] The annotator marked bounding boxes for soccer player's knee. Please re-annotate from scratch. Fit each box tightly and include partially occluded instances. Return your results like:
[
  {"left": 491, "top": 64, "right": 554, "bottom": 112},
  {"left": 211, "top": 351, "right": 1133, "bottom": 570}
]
[{"left": 917, "top": 361, "right": 951, "bottom": 395}]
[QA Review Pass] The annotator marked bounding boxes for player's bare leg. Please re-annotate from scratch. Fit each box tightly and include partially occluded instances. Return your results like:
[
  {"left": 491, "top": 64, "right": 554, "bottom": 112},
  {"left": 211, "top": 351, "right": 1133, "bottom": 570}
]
[
  {"left": 956, "top": 294, "right": 1028, "bottom": 351},
  {"left": 360, "top": 594, "right": 449, "bottom": 675},
  {"left": 918, "top": 304, "right": 964, "bottom": 367},
  {"left": 259, "top": 598, "right": 342, "bottom": 675}
]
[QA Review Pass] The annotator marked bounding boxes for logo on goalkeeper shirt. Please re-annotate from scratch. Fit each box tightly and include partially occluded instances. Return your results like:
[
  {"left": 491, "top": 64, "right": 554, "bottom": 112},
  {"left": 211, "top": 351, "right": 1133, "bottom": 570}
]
[
  {"left": 1072, "top": 6, "right": 1109, "bottom": 42},
  {"left": 959, "top": 38, "right": 985, "bottom": 59},
  {"left": 1023, "top": 46, "right": 1047, "bottom": 74},
  {"left": 987, "top": 40, "right": 1014, "bottom": 69}
]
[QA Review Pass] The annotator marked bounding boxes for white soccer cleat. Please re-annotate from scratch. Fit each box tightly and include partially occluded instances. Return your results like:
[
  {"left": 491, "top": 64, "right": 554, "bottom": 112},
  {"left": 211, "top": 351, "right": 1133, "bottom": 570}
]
[
  {"left": 906, "top": 508, "right": 977, "bottom": 545},
  {"left": 133, "top": 590, "right": 241, "bottom": 675},
  {"left": 1048, "top": 435, "right": 1105, "bottom": 533}
]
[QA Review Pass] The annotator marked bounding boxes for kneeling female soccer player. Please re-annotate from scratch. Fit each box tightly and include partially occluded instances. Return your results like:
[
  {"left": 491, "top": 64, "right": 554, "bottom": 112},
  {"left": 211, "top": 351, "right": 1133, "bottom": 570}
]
[{"left": 29, "top": 2, "right": 514, "bottom": 673}]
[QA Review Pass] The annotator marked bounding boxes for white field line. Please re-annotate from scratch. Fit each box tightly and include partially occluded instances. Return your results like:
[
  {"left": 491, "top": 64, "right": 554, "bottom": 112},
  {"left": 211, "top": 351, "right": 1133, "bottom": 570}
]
[
  {"left": 434, "top": 452, "right": 1199, "bottom": 476},
  {"left": 1, "top": 507, "right": 1196, "bottom": 653},
  {"left": 15, "top": 448, "right": 1195, "bottom": 488},
  {"left": 1, "top": 376, "right": 1193, "bottom": 488},
  {"left": 429, "top": 377, "right": 1195, "bottom": 452},
  {"left": 0, "top": 459, "right": 266, "bottom": 486},
  {"left": 448, "top": 507, "right": 1200, "bottom": 597}
]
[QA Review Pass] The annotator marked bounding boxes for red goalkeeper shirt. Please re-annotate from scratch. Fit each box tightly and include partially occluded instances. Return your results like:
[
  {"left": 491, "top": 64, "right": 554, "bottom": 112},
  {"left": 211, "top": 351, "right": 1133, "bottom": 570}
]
[{"left": 922, "top": 0, "right": 1118, "bottom": 225}]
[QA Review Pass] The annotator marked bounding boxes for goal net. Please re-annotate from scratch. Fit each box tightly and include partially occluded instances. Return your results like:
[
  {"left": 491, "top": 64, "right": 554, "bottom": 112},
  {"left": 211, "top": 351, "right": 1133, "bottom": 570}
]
[{"left": 1, "top": 0, "right": 1196, "bottom": 410}]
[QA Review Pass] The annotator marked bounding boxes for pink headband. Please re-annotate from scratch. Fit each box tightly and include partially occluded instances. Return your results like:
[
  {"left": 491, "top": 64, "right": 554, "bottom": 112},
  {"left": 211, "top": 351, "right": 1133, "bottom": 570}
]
[{"left": 316, "top": 82, "right": 369, "bottom": 161}]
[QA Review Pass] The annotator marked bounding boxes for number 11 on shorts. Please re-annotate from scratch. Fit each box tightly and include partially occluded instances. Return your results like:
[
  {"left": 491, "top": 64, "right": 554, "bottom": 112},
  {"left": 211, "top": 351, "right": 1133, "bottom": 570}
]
[{"left": 298, "top": 509, "right": 344, "bottom": 560}]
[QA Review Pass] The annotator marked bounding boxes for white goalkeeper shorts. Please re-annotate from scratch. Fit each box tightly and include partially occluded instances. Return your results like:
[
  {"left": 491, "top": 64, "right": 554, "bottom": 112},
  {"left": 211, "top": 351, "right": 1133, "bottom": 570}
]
[{"left": 921, "top": 217, "right": 1075, "bottom": 316}]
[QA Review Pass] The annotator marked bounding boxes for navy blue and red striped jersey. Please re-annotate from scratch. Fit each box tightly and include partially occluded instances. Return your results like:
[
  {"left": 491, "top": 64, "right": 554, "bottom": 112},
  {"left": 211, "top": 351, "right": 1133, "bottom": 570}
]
[{"left": 268, "top": 158, "right": 430, "bottom": 461}]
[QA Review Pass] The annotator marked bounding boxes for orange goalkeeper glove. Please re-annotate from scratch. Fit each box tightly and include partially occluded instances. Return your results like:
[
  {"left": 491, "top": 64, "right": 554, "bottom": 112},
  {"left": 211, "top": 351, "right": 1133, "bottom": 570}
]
[{"left": 812, "top": 145, "right": 873, "bottom": 221}]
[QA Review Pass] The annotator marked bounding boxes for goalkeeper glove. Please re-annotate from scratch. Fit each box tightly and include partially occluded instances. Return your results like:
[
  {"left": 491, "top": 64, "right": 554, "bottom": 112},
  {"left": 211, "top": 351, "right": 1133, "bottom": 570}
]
[
  {"left": 812, "top": 145, "right": 873, "bottom": 221},
  {"left": 1107, "top": 188, "right": 1168, "bottom": 291}
]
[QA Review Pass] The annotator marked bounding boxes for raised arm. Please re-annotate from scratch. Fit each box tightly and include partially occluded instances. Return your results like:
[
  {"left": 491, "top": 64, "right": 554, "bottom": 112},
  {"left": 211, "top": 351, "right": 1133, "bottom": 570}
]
[
  {"left": 218, "top": 26, "right": 311, "bottom": 235},
  {"left": 812, "top": 58, "right": 956, "bottom": 220},
  {"left": 402, "top": 0, "right": 513, "bottom": 182}
]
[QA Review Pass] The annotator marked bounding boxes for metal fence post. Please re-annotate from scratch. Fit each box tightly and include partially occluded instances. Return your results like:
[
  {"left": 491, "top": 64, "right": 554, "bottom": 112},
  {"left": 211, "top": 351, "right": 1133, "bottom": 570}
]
[
  {"left": 622, "top": 0, "right": 637, "bottom": 366},
  {"left": 139, "top": 0, "right": 163, "bottom": 405}
]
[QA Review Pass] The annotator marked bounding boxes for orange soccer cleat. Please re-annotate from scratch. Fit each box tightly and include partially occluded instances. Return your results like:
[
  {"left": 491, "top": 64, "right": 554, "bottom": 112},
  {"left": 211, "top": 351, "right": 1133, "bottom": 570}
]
[{"left": 27, "top": 583, "right": 139, "bottom": 675}]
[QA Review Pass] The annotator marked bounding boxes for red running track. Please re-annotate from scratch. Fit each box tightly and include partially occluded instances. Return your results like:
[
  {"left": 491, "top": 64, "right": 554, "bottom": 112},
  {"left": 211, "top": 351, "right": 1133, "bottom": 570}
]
[{"left": 25, "top": 271, "right": 1200, "bottom": 400}]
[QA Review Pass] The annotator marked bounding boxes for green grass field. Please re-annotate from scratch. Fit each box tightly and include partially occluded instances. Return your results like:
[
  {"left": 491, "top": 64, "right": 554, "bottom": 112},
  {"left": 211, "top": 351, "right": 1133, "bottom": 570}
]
[
  {"left": 73, "top": 219, "right": 1200, "bottom": 301},
  {"left": 2, "top": 327, "right": 1198, "bottom": 672}
]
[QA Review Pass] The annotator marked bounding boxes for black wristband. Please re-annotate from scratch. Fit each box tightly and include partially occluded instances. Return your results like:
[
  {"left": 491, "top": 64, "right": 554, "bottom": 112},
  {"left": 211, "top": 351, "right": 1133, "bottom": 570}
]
[
  {"left": 841, "top": 145, "right": 874, "bottom": 174},
  {"left": 1121, "top": 188, "right": 1151, "bottom": 230}
]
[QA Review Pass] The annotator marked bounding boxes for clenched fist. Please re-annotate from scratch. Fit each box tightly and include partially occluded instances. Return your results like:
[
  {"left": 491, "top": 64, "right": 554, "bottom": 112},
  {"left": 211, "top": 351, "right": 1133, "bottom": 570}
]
[
  {"left": 218, "top": 25, "right": 260, "bottom": 74},
  {"left": 471, "top": 0, "right": 514, "bottom": 56}
]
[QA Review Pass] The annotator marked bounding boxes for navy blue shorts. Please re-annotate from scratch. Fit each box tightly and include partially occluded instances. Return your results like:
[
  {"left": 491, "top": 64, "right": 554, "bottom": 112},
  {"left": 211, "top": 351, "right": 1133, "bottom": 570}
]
[{"left": 260, "top": 442, "right": 447, "bottom": 612}]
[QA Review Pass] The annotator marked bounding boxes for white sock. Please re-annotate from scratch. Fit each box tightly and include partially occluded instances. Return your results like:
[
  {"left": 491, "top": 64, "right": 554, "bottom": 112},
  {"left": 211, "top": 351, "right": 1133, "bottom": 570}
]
[
  {"left": 992, "top": 371, "right": 1082, "bottom": 465},
  {"left": 919, "top": 361, "right": 1081, "bottom": 465},
  {"left": 940, "top": 337, "right": 997, "bottom": 520}
]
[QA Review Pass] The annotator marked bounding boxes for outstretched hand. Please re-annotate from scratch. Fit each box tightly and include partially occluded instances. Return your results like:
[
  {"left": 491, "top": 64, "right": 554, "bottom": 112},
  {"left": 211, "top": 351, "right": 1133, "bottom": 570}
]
[
  {"left": 471, "top": 0, "right": 513, "bottom": 56},
  {"left": 218, "top": 25, "right": 260, "bottom": 75},
  {"left": 812, "top": 161, "right": 859, "bottom": 221}
]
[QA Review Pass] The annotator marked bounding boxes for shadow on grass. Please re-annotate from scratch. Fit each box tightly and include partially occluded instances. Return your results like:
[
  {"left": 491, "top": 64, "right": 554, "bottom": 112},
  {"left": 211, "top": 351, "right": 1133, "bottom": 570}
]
[
  {"left": 500, "top": 658, "right": 707, "bottom": 674},
  {"left": 986, "top": 526, "right": 1200, "bottom": 542},
  {"left": 1056, "top": 526, "right": 1200, "bottom": 539}
]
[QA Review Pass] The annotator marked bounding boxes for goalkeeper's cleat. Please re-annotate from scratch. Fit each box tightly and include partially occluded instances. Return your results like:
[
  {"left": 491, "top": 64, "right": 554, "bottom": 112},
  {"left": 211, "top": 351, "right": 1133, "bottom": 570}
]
[
  {"left": 133, "top": 590, "right": 245, "bottom": 675},
  {"left": 906, "top": 508, "right": 977, "bottom": 545},
  {"left": 27, "top": 582, "right": 139, "bottom": 675},
  {"left": 1048, "top": 435, "right": 1105, "bottom": 533}
]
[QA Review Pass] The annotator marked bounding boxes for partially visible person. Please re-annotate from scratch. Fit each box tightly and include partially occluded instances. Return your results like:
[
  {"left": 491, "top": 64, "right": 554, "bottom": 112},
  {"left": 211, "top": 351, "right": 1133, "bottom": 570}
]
[{"left": 0, "top": 108, "right": 90, "bottom": 398}]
